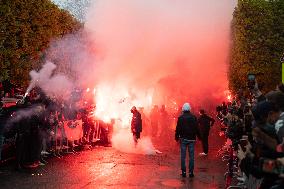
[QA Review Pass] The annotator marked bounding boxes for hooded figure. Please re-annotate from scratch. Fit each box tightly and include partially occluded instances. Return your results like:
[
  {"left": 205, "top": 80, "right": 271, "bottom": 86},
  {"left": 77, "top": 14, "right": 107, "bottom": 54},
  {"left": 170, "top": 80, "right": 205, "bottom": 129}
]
[{"left": 131, "top": 106, "right": 142, "bottom": 146}]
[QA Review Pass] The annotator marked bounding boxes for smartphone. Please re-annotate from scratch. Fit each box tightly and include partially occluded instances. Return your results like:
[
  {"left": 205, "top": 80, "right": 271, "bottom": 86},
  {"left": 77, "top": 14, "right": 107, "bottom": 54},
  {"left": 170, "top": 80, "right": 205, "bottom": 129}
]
[
  {"left": 248, "top": 74, "right": 256, "bottom": 81},
  {"left": 247, "top": 74, "right": 256, "bottom": 90},
  {"left": 240, "top": 138, "right": 248, "bottom": 151},
  {"left": 242, "top": 135, "right": 249, "bottom": 140}
]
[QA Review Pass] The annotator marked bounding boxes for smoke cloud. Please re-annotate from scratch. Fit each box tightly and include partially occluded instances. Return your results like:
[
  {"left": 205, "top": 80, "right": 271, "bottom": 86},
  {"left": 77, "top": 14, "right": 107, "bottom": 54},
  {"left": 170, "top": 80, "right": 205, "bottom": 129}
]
[
  {"left": 27, "top": 61, "right": 73, "bottom": 100},
  {"left": 84, "top": 0, "right": 236, "bottom": 108},
  {"left": 112, "top": 128, "right": 157, "bottom": 155},
  {"left": 34, "top": 0, "right": 236, "bottom": 154}
]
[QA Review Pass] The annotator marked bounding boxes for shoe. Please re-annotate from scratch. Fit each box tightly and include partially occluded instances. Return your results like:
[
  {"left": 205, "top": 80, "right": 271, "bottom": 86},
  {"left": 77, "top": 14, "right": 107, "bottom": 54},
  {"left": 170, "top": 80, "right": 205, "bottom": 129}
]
[
  {"left": 25, "top": 162, "right": 39, "bottom": 168},
  {"left": 189, "top": 173, "right": 194, "bottom": 178},
  {"left": 41, "top": 151, "right": 50, "bottom": 155},
  {"left": 181, "top": 171, "right": 186, "bottom": 178},
  {"left": 199, "top": 152, "right": 208, "bottom": 156}
]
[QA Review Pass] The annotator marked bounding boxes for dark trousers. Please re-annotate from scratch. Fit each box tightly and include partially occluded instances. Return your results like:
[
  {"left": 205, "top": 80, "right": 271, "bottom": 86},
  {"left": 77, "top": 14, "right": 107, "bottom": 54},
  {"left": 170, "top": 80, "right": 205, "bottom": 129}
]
[
  {"left": 16, "top": 133, "right": 27, "bottom": 166},
  {"left": 30, "top": 129, "right": 42, "bottom": 163},
  {"left": 133, "top": 132, "right": 140, "bottom": 146},
  {"left": 201, "top": 129, "right": 209, "bottom": 154},
  {"left": 180, "top": 139, "right": 195, "bottom": 173}
]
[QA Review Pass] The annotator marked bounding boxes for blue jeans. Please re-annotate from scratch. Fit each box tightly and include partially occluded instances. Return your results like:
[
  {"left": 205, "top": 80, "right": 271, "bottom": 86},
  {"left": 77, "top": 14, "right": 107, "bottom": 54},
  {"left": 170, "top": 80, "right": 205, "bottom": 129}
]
[{"left": 180, "top": 139, "right": 195, "bottom": 173}]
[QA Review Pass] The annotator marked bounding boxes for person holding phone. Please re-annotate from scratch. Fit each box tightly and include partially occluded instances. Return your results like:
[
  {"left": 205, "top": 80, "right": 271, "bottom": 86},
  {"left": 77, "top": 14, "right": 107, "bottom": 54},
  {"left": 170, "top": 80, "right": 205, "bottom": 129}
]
[{"left": 247, "top": 74, "right": 265, "bottom": 102}]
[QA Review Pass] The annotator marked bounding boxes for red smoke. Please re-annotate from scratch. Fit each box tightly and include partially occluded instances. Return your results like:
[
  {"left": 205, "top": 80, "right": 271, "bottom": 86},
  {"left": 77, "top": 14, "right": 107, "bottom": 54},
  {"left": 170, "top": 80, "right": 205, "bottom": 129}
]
[
  {"left": 41, "top": 0, "right": 237, "bottom": 154},
  {"left": 84, "top": 0, "right": 236, "bottom": 115},
  {"left": 45, "top": 0, "right": 236, "bottom": 121}
]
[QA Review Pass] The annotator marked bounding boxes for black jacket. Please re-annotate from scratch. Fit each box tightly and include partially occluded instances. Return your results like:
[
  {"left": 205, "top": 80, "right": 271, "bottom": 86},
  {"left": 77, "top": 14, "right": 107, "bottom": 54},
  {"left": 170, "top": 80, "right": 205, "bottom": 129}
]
[
  {"left": 198, "top": 114, "right": 215, "bottom": 132},
  {"left": 175, "top": 111, "right": 199, "bottom": 141},
  {"left": 131, "top": 111, "right": 142, "bottom": 133}
]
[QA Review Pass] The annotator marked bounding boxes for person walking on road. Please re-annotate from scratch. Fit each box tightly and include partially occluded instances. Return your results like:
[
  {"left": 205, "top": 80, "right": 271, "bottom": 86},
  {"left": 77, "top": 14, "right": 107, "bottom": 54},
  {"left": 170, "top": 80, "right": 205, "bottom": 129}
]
[
  {"left": 131, "top": 106, "right": 142, "bottom": 147},
  {"left": 175, "top": 103, "right": 199, "bottom": 178},
  {"left": 197, "top": 109, "right": 215, "bottom": 156}
]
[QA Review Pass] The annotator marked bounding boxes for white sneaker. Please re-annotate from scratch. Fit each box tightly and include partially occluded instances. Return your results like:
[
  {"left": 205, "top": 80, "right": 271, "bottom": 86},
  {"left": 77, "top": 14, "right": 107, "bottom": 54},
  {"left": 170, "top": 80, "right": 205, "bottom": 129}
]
[
  {"left": 199, "top": 152, "right": 208, "bottom": 156},
  {"left": 41, "top": 151, "right": 50, "bottom": 155}
]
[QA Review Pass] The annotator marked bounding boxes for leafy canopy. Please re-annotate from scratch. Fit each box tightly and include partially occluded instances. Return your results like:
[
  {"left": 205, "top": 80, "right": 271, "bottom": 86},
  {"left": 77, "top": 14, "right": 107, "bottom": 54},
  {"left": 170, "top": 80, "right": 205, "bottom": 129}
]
[
  {"left": 0, "top": 0, "right": 81, "bottom": 86},
  {"left": 229, "top": 0, "right": 284, "bottom": 93}
]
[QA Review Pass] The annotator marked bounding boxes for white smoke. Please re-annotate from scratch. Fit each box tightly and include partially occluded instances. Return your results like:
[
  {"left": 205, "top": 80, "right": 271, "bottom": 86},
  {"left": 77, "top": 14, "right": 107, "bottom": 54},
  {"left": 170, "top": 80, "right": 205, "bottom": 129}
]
[
  {"left": 112, "top": 127, "right": 157, "bottom": 155},
  {"left": 27, "top": 61, "right": 73, "bottom": 100}
]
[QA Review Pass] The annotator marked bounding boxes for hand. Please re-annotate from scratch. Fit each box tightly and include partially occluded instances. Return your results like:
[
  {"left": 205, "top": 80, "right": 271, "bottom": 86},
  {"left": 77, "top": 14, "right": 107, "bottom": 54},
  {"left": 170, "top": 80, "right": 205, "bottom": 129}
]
[
  {"left": 245, "top": 141, "right": 252, "bottom": 153},
  {"left": 277, "top": 157, "right": 284, "bottom": 165},
  {"left": 237, "top": 144, "right": 246, "bottom": 160}
]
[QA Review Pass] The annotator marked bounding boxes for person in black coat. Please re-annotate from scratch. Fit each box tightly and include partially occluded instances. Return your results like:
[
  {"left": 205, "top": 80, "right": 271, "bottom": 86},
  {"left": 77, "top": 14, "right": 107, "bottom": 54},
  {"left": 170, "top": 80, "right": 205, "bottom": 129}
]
[
  {"left": 197, "top": 109, "right": 215, "bottom": 155},
  {"left": 175, "top": 103, "right": 199, "bottom": 178},
  {"left": 131, "top": 106, "right": 142, "bottom": 147}
]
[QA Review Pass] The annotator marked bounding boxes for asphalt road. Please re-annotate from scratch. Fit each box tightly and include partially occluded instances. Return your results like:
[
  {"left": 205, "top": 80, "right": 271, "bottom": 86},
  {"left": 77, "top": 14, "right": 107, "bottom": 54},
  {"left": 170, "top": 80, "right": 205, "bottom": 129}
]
[{"left": 0, "top": 129, "right": 226, "bottom": 189}]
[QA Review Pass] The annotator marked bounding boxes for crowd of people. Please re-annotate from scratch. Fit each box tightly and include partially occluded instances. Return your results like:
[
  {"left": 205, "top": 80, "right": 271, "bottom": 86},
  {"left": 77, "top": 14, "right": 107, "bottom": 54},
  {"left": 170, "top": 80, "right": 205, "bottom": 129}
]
[
  {"left": 139, "top": 104, "right": 176, "bottom": 141},
  {"left": 0, "top": 81, "right": 180, "bottom": 171},
  {"left": 215, "top": 81, "right": 284, "bottom": 188},
  {"left": 0, "top": 86, "right": 111, "bottom": 170},
  {"left": 4, "top": 76, "right": 284, "bottom": 189},
  {"left": 172, "top": 76, "right": 284, "bottom": 189}
]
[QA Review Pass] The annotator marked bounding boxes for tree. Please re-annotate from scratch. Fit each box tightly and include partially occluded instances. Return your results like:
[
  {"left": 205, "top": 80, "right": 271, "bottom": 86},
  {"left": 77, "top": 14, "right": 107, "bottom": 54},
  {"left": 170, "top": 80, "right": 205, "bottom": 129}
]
[
  {"left": 229, "top": 0, "right": 284, "bottom": 93},
  {"left": 0, "top": 0, "right": 81, "bottom": 86}
]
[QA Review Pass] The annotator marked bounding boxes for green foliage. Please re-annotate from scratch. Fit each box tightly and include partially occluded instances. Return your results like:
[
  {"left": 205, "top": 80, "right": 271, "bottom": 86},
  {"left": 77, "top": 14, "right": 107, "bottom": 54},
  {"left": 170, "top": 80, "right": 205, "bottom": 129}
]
[
  {"left": 0, "top": 0, "right": 81, "bottom": 86},
  {"left": 229, "top": 0, "right": 284, "bottom": 93}
]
